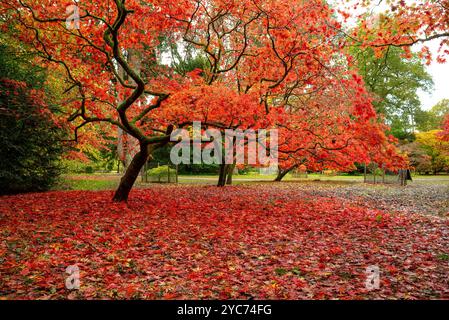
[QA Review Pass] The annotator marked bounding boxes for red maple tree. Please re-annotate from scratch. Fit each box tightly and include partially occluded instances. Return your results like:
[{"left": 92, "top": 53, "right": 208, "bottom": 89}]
[{"left": 0, "top": 0, "right": 405, "bottom": 200}]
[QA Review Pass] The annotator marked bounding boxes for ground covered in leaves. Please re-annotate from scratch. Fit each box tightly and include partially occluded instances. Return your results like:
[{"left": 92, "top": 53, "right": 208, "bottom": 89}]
[
  {"left": 1, "top": 184, "right": 448, "bottom": 299},
  {"left": 282, "top": 181, "right": 449, "bottom": 218}
]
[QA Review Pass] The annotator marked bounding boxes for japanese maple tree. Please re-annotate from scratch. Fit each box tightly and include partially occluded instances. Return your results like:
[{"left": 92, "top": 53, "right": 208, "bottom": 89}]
[
  {"left": 0, "top": 0, "right": 357, "bottom": 200},
  {"left": 273, "top": 71, "right": 406, "bottom": 181},
  {"left": 0, "top": 0, "right": 407, "bottom": 200}
]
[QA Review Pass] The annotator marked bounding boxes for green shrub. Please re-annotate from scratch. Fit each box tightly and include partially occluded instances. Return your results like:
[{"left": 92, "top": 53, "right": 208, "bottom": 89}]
[
  {"left": 147, "top": 165, "right": 177, "bottom": 182},
  {"left": 374, "top": 168, "right": 384, "bottom": 176},
  {"left": 85, "top": 166, "right": 94, "bottom": 174},
  {"left": 61, "top": 159, "right": 93, "bottom": 174},
  {"left": 0, "top": 43, "right": 65, "bottom": 194},
  {"left": 0, "top": 80, "right": 63, "bottom": 194}
]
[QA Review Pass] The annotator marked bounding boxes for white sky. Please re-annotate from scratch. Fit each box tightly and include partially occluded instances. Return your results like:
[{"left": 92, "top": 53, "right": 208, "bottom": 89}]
[{"left": 415, "top": 41, "right": 449, "bottom": 110}]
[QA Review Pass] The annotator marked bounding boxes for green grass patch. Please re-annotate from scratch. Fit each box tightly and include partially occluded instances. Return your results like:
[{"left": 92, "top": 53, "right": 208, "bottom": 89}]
[
  {"left": 55, "top": 177, "right": 118, "bottom": 191},
  {"left": 437, "top": 253, "right": 449, "bottom": 261}
]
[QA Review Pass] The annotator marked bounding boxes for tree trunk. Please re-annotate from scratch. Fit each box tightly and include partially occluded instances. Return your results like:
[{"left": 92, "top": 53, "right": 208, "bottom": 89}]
[
  {"left": 113, "top": 144, "right": 149, "bottom": 202},
  {"left": 218, "top": 164, "right": 229, "bottom": 187},
  {"left": 226, "top": 163, "right": 236, "bottom": 185},
  {"left": 274, "top": 169, "right": 288, "bottom": 182},
  {"left": 274, "top": 164, "right": 297, "bottom": 182}
]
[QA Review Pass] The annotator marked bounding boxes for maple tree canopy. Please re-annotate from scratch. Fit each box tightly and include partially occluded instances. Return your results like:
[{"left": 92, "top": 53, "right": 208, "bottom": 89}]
[
  {"left": 440, "top": 115, "right": 449, "bottom": 141},
  {"left": 0, "top": 0, "right": 407, "bottom": 200},
  {"left": 351, "top": 0, "right": 449, "bottom": 63}
]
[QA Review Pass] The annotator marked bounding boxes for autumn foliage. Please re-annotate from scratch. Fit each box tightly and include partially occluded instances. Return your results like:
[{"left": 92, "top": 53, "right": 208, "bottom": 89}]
[
  {"left": 0, "top": 0, "right": 407, "bottom": 200},
  {"left": 1, "top": 186, "right": 448, "bottom": 299},
  {"left": 0, "top": 78, "right": 64, "bottom": 193},
  {"left": 354, "top": 0, "right": 449, "bottom": 63},
  {"left": 441, "top": 115, "right": 449, "bottom": 141},
  {"left": 1, "top": 0, "right": 449, "bottom": 302}
]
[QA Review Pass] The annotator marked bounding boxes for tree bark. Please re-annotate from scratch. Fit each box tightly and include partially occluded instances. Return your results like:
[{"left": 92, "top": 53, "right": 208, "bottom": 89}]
[
  {"left": 226, "top": 163, "right": 236, "bottom": 185},
  {"left": 217, "top": 163, "right": 228, "bottom": 187},
  {"left": 113, "top": 125, "right": 173, "bottom": 202},
  {"left": 113, "top": 143, "right": 149, "bottom": 202},
  {"left": 274, "top": 164, "right": 297, "bottom": 182}
]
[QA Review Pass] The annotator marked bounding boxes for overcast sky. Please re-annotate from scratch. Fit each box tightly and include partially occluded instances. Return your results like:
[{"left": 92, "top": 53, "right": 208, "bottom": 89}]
[{"left": 416, "top": 41, "right": 449, "bottom": 110}]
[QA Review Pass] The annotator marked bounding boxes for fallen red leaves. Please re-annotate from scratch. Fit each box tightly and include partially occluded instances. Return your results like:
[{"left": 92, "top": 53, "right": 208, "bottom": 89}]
[{"left": 0, "top": 185, "right": 448, "bottom": 299}]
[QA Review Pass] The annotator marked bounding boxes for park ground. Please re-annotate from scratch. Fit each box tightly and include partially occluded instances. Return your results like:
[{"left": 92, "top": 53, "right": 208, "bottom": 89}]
[
  {"left": 0, "top": 174, "right": 448, "bottom": 299},
  {"left": 59, "top": 173, "right": 449, "bottom": 217}
]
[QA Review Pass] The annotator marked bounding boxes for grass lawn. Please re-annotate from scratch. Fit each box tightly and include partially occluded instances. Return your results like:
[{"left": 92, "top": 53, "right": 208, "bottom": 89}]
[
  {"left": 57, "top": 173, "right": 449, "bottom": 189},
  {"left": 139, "top": 172, "right": 364, "bottom": 184},
  {"left": 58, "top": 176, "right": 119, "bottom": 191}
]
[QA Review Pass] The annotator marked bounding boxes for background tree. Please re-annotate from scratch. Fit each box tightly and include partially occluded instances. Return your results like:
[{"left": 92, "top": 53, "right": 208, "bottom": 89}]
[
  {"left": 441, "top": 115, "right": 449, "bottom": 141},
  {"left": 274, "top": 80, "right": 405, "bottom": 181},
  {"left": 0, "top": 41, "right": 64, "bottom": 194},
  {"left": 416, "top": 99, "right": 449, "bottom": 132},
  {"left": 350, "top": 46, "right": 432, "bottom": 140},
  {"left": 415, "top": 130, "right": 449, "bottom": 175},
  {"left": 399, "top": 141, "right": 432, "bottom": 174}
]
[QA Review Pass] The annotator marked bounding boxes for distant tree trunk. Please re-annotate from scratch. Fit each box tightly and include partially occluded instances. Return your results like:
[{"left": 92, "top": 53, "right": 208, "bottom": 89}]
[
  {"left": 399, "top": 169, "right": 408, "bottom": 186},
  {"left": 226, "top": 163, "right": 236, "bottom": 185},
  {"left": 218, "top": 163, "right": 229, "bottom": 187},
  {"left": 113, "top": 143, "right": 149, "bottom": 202},
  {"left": 275, "top": 164, "right": 297, "bottom": 182},
  {"left": 406, "top": 169, "right": 412, "bottom": 181}
]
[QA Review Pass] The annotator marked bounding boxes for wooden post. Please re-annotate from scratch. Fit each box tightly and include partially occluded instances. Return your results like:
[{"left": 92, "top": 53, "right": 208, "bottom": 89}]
[{"left": 167, "top": 165, "right": 170, "bottom": 183}]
